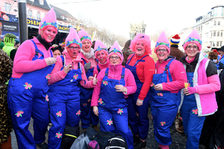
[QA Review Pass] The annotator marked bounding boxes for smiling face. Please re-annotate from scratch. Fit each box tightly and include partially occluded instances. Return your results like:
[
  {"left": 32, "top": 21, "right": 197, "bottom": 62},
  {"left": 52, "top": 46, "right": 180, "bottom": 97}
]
[
  {"left": 40, "top": 26, "right": 57, "bottom": 43},
  {"left": 185, "top": 43, "right": 199, "bottom": 58},
  {"left": 135, "top": 40, "right": 145, "bottom": 56},
  {"left": 156, "top": 48, "right": 169, "bottom": 62},
  {"left": 96, "top": 50, "right": 108, "bottom": 64},
  {"left": 82, "top": 40, "right": 92, "bottom": 53},
  {"left": 67, "top": 43, "right": 80, "bottom": 58},
  {"left": 109, "top": 54, "right": 121, "bottom": 65}
]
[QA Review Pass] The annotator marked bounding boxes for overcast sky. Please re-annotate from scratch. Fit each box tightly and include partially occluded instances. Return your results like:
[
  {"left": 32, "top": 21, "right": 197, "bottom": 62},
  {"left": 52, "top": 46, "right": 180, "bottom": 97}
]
[{"left": 48, "top": 0, "right": 223, "bottom": 38}]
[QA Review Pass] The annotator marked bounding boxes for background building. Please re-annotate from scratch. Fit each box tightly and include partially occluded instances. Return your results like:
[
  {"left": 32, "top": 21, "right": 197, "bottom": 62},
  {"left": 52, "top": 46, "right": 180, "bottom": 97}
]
[{"left": 129, "top": 21, "right": 146, "bottom": 39}]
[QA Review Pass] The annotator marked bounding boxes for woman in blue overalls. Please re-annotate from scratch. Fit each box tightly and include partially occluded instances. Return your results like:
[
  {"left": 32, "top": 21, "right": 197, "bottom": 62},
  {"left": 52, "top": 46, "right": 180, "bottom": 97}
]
[
  {"left": 150, "top": 32, "right": 186, "bottom": 149},
  {"left": 180, "top": 30, "right": 220, "bottom": 149},
  {"left": 91, "top": 41, "right": 137, "bottom": 149},
  {"left": 125, "top": 33, "right": 155, "bottom": 148},
  {"left": 7, "top": 8, "right": 58, "bottom": 149},
  {"left": 47, "top": 28, "right": 97, "bottom": 149},
  {"left": 78, "top": 29, "right": 98, "bottom": 130}
]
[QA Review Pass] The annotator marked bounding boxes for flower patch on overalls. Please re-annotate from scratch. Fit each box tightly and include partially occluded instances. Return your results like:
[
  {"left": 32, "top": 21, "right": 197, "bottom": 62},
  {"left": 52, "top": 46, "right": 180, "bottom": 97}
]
[
  {"left": 24, "top": 82, "right": 32, "bottom": 89},
  {"left": 15, "top": 111, "right": 24, "bottom": 117},
  {"left": 76, "top": 110, "right": 81, "bottom": 116},
  {"left": 56, "top": 132, "right": 62, "bottom": 138},
  {"left": 56, "top": 111, "right": 62, "bottom": 117},
  {"left": 192, "top": 109, "right": 198, "bottom": 115},
  {"left": 107, "top": 119, "right": 113, "bottom": 126},
  {"left": 45, "top": 94, "right": 49, "bottom": 102},
  {"left": 160, "top": 121, "right": 166, "bottom": 126},
  {"left": 157, "top": 93, "right": 163, "bottom": 96},
  {"left": 46, "top": 74, "right": 51, "bottom": 80},
  {"left": 73, "top": 73, "right": 79, "bottom": 80},
  {"left": 117, "top": 108, "right": 124, "bottom": 115},
  {"left": 103, "top": 80, "right": 108, "bottom": 86},
  {"left": 98, "top": 98, "right": 105, "bottom": 105}
]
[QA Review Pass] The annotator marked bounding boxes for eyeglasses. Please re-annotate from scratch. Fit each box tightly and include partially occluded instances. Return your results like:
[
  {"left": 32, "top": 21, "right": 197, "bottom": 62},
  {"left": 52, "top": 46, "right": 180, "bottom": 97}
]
[
  {"left": 110, "top": 56, "right": 120, "bottom": 59},
  {"left": 157, "top": 49, "right": 167, "bottom": 52},
  {"left": 186, "top": 45, "right": 198, "bottom": 49},
  {"left": 69, "top": 46, "right": 80, "bottom": 50}
]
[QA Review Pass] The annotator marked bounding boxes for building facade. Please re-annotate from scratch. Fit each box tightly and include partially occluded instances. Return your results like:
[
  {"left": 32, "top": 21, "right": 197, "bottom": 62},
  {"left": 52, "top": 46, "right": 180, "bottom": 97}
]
[
  {"left": 194, "top": 5, "right": 224, "bottom": 51},
  {"left": 129, "top": 21, "right": 146, "bottom": 39}
]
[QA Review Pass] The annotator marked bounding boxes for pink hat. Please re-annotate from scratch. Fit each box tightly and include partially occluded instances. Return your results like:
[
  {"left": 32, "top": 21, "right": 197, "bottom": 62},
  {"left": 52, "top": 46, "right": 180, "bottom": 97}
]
[
  {"left": 109, "top": 41, "right": 123, "bottom": 63},
  {"left": 78, "top": 29, "right": 92, "bottom": 44},
  {"left": 65, "top": 28, "right": 82, "bottom": 48},
  {"left": 183, "top": 30, "right": 202, "bottom": 51},
  {"left": 38, "top": 8, "right": 58, "bottom": 34},
  {"left": 130, "top": 33, "right": 151, "bottom": 54},
  {"left": 155, "top": 32, "right": 170, "bottom": 53},
  {"left": 94, "top": 40, "right": 108, "bottom": 57}
]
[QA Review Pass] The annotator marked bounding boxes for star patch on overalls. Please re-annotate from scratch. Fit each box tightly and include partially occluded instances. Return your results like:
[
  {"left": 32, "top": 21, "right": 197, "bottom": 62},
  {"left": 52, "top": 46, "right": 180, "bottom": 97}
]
[
  {"left": 15, "top": 111, "right": 24, "bottom": 117},
  {"left": 107, "top": 119, "right": 113, "bottom": 125},
  {"left": 24, "top": 82, "right": 32, "bottom": 89},
  {"left": 56, "top": 111, "right": 62, "bottom": 117},
  {"left": 117, "top": 108, "right": 124, "bottom": 115}
]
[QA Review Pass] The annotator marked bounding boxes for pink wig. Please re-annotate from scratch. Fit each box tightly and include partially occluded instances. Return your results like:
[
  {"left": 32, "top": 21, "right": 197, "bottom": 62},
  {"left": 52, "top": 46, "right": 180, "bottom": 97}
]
[
  {"left": 130, "top": 33, "right": 151, "bottom": 55},
  {"left": 78, "top": 29, "right": 92, "bottom": 44},
  {"left": 109, "top": 41, "right": 124, "bottom": 64},
  {"left": 155, "top": 32, "right": 170, "bottom": 53},
  {"left": 94, "top": 40, "right": 108, "bottom": 58}
]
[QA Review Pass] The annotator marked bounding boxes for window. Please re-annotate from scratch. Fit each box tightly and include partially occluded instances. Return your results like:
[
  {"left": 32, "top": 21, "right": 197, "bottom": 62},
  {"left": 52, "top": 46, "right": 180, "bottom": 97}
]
[
  {"left": 213, "top": 31, "right": 216, "bottom": 37},
  {"left": 221, "top": 31, "right": 223, "bottom": 37},
  {"left": 37, "top": 11, "right": 41, "bottom": 20},
  {"left": 218, "top": 21, "right": 220, "bottom": 25},
  {"left": 217, "top": 31, "right": 220, "bottom": 37},
  {"left": 39, "top": 0, "right": 44, "bottom": 5},
  {"left": 4, "top": 2, "right": 11, "bottom": 13},
  {"left": 213, "top": 42, "right": 215, "bottom": 47},
  {"left": 220, "top": 41, "right": 223, "bottom": 46},
  {"left": 28, "top": 9, "right": 32, "bottom": 18},
  {"left": 217, "top": 42, "right": 219, "bottom": 47}
]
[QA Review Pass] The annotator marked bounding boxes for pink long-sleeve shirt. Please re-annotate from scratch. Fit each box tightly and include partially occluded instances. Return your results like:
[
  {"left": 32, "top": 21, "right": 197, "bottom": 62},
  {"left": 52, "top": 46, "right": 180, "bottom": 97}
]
[
  {"left": 48, "top": 50, "right": 93, "bottom": 88},
  {"left": 91, "top": 64, "right": 137, "bottom": 106},
  {"left": 155, "top": 58, "right": 187, "bottom": 93},
  {"left": 12, "top": 37, "right": 49, "bottom": 78}
]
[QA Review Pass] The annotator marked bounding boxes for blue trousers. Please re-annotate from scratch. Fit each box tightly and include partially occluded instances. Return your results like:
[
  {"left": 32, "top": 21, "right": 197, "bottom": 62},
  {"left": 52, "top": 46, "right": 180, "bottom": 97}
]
[
  {"left": 48, "top": 93, "right": 80, "bottom": 149},
  {"left": 181, "top": 104, "right": 205, "bottom": 149},
  {"left": 98, "top": 106, "right": 133, "bottom": 149},
  {"left": 8, "top": 93, "right": 49, "bottom": 149}
]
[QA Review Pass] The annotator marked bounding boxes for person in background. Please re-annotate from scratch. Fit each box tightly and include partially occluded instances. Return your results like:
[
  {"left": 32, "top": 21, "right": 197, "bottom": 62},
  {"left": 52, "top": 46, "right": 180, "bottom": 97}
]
[
  {"left": 7, "top": 8, "right": 58, "bottom": 149},
  {"left": 92, "top": 41, "right": 137, "bottom": 149},
  {"left": 150, "top": 32, "right": 187, "bottom": 149},
  {"left": 78, "top": 29, "right": 98, "bottom": 130},
  {"left": 169, "top": 34, "right": 185, "bottom": 61},
  {"left": 122, "top": 39, "right": 133, "bottom": 66},
  {"left": 216, "top": 46, "right": 224, "bottom": 70},
  {"left": 125, "top": 33, "right": 155, "bottom": 149},
  {"left": 51, "top": 44, "right": 63, "bottom": 58},
  {"left": 10, "top": 39, "right": 20, "bottom": 61},
  {"left": 47, "top": 27, "right": 97, "bottom": 149},
  {"left": 180, "top": 30, "right": 220, "bottom": 149},
  {"left": 0, "top": 50, "right": 13, "bottom": 149}
]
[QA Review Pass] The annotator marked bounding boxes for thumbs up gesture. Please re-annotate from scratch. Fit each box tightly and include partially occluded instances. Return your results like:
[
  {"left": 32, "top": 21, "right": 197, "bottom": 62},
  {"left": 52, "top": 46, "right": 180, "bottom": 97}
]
[{"left": 93, "top": 74, "right": 97, "bottom": 85}]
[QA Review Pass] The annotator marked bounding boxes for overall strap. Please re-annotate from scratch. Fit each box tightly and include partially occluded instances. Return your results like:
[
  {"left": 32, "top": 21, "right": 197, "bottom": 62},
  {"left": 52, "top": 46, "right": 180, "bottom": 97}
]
[
  {"left": 126, "top": 54, "right": 135, "bottom": 65},
  {"left": 134, "top": 55, "right": 148, "bottom": 66},
  {"left": 31, "top": 40, "right": 44, "bottom": 57},
  {"left": 105, "top": 68, "right": 109, "bottom": 77},
  {"left": 81, "top": 58, "right": 87, "bottom": 64},
  {"left": 97, "top": 64, "right": 101, "bottom": 73},
  {"left": 121, "top": 67, "right": 125, "bottom": 79},
  {"left": 164, "top": 58, "right": 175, "bottom": 82}
]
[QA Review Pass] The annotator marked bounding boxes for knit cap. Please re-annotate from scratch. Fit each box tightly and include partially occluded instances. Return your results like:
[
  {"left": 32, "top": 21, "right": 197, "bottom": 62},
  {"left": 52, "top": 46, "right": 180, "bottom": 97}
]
[
  {"left": 183, "top": 30, "right": 202, "bottom": 51},
  {"left": 78, "top": 29, "right": 92, "bottom": 44},
  {"left": 170, "top": 34, "right": 180, "bottom": 47},
  {"left": 38, "top": 8, "right": 58, "bottom": 34},
  {"left": 65, "top": 28, "right": 82, "bottom": 48},
  {"left": 155, "top": 32, "right": 170, "bottom": 53}
]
